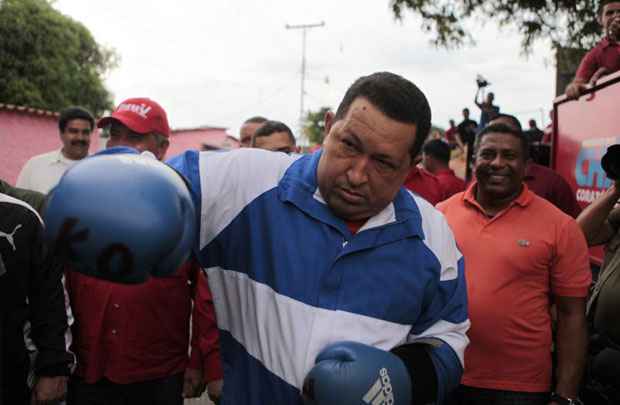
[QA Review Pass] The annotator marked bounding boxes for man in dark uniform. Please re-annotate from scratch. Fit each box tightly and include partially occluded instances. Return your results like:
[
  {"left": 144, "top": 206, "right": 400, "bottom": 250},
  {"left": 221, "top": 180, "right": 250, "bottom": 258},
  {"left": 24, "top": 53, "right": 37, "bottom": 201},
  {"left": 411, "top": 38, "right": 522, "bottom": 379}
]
[{"left": 457, "top": 108, "right": 478, "bottom": 180}]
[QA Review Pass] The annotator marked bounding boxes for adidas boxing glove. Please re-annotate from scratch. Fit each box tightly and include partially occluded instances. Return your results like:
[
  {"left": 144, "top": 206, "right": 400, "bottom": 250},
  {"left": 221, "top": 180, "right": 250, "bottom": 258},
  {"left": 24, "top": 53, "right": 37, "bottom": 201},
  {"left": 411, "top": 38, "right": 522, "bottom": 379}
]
[
  {"left": 43, "top": 152, "right": 196, "bottom": 283},
  {"left": 303, "top": 341, "right": 412, "bottom": 405}
]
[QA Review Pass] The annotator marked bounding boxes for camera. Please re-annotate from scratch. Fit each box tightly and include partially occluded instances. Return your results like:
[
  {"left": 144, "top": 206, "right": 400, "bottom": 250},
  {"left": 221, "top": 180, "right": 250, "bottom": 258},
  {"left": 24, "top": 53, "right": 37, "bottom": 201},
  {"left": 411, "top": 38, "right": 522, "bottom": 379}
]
[
  {"left": 601, "top": 144, "right": 620, "bottom": 180},
  {"left": 476, "top": 74, "right": 490, "bottom": 88}
]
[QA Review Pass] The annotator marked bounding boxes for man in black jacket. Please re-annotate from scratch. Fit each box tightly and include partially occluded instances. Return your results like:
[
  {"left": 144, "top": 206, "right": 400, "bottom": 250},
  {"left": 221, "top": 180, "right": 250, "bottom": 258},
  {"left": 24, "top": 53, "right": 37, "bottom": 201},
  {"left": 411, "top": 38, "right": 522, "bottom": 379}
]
[{"left": 0, "top": 192, "right": 74, "bottom": 404}]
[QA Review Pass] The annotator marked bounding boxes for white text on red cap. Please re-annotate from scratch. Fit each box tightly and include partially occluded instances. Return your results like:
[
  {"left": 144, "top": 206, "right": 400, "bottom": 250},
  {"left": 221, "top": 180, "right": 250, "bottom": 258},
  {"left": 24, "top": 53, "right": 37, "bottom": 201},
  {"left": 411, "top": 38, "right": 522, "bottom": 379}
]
[{"left": 118, "top": 103, "right": 152, "bottom": 119}]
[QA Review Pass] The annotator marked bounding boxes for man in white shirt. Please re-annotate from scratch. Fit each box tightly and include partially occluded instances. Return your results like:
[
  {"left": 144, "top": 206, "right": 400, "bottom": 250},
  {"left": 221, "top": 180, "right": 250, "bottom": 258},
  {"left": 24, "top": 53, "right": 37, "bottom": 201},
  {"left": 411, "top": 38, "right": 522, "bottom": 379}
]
[{"left": 16, "top": 106, "right": 95, "bottom": 193}]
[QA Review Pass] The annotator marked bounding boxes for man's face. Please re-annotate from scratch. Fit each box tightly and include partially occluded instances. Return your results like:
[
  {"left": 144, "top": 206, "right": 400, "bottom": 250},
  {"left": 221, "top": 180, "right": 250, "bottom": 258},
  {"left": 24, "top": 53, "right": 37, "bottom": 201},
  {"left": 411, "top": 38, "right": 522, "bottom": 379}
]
[
  {"left": 60, "top": 118, "right": 92, "bottom": 160},
  {"left": 107, "top": 122, "right": 169, "bottom": 161},
  {"left": 474, "top": 132, "right": 526, "bottom": 201},
  {"left": 601, "top": 2, "right": 620, "bottom": 40},
  {"left": 463, "top": 109, "right": 470, "bottom": 119},
  {"left": 317, "top": 97, "right": 416, "bottom": 221},
  {"left": 240, "top": 122, "right": 263, "bottom": 147},
  {"left": 254, "top": 132, "right": 296, "bottom": 153}
]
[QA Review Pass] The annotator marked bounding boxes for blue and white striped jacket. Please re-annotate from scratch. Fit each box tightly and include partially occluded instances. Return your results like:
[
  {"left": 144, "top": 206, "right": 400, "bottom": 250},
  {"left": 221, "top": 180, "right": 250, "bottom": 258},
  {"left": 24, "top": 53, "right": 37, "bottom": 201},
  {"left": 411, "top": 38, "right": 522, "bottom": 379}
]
[{"left": 168, "top": 148, "right": 469, "bottom": 404}]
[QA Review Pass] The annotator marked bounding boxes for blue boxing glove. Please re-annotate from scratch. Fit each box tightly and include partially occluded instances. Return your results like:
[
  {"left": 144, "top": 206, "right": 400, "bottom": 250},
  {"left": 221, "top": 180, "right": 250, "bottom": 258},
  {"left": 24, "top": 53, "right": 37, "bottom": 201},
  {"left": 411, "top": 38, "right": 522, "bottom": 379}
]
[
  {"left": 43, "top": 152, "right": 196, "bottom": 284},
  {"left": 303, "top": 341, "right": 412, "bottom": 405}
]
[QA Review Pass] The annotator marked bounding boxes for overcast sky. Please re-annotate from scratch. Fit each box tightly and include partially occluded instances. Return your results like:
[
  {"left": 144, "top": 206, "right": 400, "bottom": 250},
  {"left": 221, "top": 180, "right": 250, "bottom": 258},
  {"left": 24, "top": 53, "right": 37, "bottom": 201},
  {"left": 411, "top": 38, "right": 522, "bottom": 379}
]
[{"left": 55, "top": 0, "right": 556, "bottom": 141}]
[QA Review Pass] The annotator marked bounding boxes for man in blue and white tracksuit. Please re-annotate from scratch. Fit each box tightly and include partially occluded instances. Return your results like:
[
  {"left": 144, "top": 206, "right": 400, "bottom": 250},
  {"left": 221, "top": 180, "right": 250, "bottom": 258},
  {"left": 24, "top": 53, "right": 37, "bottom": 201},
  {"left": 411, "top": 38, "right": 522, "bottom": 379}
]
[{"left": 169, "top": 72, "right": 469, "bottom": 405}]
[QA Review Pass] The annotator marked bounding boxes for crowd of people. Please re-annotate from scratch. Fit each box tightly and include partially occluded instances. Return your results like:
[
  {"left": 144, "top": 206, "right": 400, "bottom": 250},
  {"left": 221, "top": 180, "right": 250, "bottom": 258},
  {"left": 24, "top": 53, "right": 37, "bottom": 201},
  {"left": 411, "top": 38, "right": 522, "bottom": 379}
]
[{"left": 2, "top": 1, "right": 620, "bottom": 405}]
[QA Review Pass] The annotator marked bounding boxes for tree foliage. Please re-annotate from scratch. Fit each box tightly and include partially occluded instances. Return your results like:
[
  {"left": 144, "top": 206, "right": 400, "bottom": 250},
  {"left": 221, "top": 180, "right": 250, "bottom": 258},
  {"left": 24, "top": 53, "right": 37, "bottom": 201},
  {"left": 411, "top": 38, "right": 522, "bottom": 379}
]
[
  {"left": 391, "top": 0, "right": 603, "bottom": 52},
  {"left": 0, "top": 0, "right": 117, "bottom": 115},
  {"left": 303, "top": 106, "right": 331, "bottom": 145}
]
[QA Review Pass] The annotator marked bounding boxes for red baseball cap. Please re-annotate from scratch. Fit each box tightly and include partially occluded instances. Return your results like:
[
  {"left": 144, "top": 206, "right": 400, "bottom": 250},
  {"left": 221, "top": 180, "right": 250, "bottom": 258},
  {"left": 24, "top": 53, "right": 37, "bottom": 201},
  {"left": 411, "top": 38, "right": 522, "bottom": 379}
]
[{"left": 98, "top": 98, "right": 171, "bottom": 138}]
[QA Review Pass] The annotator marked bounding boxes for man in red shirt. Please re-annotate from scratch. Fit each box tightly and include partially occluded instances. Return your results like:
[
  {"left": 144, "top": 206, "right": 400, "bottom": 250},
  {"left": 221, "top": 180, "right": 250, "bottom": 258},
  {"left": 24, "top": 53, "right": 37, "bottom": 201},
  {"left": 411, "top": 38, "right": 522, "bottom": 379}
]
[
  {"left": 66, "top": 98, "right": 222, "bottom": 405},
  {"left": 438, "top": 123, "right": 591, "bottom": 405},
  {"left": 422, "top": 139, "right": 465, "bottom": 199},
  {"left": 403, "top": 165, "right": 446, "bottom": 205},
  {"left": 566, "top": 1, "right": 620, "bottom": 98},
  {"left": 525, "top": 163, "right": 582, "bottom": 218},
  {"left": 444, "top": 119, "right": 459, "bottom": 149}
]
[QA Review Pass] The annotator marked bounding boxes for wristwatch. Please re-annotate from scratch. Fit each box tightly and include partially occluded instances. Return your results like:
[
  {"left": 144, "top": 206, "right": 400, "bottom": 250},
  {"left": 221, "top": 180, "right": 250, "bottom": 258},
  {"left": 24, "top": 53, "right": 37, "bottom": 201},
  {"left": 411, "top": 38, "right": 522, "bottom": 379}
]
[{"left": 550, "top": 392, "right": 584, "bottom": 405}]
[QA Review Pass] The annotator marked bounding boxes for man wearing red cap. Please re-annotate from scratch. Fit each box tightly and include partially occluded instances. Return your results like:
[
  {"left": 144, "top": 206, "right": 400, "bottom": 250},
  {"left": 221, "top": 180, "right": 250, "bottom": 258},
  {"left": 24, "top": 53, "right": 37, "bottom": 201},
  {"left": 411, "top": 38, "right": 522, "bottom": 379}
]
[
  {"left": 65, "top": 98, "right": 223, "bottom": 405},
  {"left": 99, "top": 97, "right": 171, "bottom": 160}
]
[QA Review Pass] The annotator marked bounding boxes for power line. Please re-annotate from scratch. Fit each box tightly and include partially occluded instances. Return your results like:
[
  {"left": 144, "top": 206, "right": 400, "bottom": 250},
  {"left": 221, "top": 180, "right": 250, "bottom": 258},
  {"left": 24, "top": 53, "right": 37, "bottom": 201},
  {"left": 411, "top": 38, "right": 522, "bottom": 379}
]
[{"left": 285, "top": 21, "right": 325, "bottom": 144}]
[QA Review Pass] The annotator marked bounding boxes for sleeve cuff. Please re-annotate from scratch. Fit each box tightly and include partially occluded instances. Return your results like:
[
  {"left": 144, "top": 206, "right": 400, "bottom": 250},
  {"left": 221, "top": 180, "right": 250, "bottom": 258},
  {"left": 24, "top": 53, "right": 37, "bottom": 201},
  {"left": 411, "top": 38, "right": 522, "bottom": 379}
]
[
  {"left": 391, "top": 343, "right": 438, "bottom": 404},
  {"left": 203, "top": 350, "right": 223, "bottom": 383}
]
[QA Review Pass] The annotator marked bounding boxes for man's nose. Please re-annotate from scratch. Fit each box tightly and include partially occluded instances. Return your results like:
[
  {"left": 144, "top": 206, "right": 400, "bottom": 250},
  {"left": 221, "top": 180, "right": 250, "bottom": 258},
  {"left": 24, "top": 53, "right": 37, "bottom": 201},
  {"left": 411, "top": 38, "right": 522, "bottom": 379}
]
[
  {"left": 347, "top": 156, "right": 370, "bottom": 186},
  {"left": 75, "top": 130, "right": 91, "bottom": 140},
  {"left": 490, "top": 154, "right": 506, "bottom": 168}
]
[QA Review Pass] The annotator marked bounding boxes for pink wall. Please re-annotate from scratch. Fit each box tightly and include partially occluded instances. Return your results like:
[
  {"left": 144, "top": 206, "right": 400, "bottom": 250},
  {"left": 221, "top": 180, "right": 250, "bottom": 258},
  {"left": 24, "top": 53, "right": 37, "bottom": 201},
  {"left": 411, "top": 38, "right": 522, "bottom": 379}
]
[{"left": 167, "top": 128, "right": 239, "bottom": 158}]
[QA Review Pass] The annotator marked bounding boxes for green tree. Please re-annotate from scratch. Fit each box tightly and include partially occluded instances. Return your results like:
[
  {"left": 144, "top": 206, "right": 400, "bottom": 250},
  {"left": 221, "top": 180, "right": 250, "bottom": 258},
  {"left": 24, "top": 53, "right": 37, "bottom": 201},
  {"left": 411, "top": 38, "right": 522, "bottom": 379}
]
[
  {"left": 390, "top": 0, "right": 602, "bottom": 52},
  {"left": 303, "top": 106, "right": 331, "bottom": 145},
  {"left": 0, "top": 0, "right": 117, "bottom": 116}
]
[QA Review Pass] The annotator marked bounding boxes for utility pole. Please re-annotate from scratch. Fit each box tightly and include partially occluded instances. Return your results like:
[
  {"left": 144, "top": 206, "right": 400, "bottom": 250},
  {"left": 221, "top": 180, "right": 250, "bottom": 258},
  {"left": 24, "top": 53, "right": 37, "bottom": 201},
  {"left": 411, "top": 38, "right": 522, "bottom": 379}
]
[{"left": 286, "top": 21, "right": 325, "bottom": 145}]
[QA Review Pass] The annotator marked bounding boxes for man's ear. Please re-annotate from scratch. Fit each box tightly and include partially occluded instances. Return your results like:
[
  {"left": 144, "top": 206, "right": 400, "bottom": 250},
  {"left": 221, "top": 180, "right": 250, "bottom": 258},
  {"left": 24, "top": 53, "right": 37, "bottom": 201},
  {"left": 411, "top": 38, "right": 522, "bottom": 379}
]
[
  {"left": 324, "top": 111, "right": 335, "bottom": 140},
  {"left": 412, "top": 154, "right": 423, "bottom": 166},
  {"left": 157, "top": 139, "right": 170, "bottom": 161}
]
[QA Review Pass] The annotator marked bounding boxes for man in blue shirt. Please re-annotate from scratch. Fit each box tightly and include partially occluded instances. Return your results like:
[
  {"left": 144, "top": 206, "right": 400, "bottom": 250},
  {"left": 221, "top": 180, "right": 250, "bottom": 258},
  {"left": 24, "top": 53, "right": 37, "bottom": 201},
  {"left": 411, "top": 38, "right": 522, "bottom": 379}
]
[{"left": 168, "top": 71, "right": 469, "bottom": 404}]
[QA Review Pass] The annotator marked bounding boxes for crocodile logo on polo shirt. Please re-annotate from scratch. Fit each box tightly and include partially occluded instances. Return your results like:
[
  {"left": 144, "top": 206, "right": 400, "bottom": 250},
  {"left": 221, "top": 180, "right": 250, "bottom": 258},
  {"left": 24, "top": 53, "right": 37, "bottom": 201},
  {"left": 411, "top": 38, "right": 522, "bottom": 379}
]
[{"left": 517, "top": 239, "right": 530, "bottom": 247}]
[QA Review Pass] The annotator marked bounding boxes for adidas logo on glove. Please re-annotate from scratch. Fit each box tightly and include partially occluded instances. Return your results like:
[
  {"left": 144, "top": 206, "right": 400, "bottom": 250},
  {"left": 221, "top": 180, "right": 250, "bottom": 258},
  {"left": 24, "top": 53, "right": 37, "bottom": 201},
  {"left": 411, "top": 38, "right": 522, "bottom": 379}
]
[
  {"left": 363, "top": 368, "right": 394, "bottom": 405},
  {"left": 303, "top": 341, "right": 411, "bottom": 405}
]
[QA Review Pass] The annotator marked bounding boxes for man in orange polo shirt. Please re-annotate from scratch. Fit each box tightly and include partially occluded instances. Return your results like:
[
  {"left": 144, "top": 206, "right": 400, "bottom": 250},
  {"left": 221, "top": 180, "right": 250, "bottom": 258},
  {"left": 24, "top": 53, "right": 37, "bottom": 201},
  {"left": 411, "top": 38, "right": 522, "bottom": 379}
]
[{"left": 438, "top": 123, "right": 591, "bottom": 405}]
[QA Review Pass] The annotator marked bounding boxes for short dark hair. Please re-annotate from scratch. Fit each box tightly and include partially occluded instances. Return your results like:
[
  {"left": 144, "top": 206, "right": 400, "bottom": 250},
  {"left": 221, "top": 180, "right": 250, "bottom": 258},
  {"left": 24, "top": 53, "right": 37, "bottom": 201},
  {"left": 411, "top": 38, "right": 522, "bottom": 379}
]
[
  {"left": 463, "top": 108, "right": 470, "bottom": 114},
  {"left": 243, "top": 116, "right": 268, "bottom": 125},
  {"left": 334, "top": 72, "right": 431, "bottom": 159},
  {"left": 59, "top": 106, "right": 95, "bottom": 132},
  {"left": 474, "top": 123, "right": 529, "bottom": 161},
  {"left": 489, "top": 113, "right": 523, "bottom": 132},
  {"left": 423, "top": 139, "right": 451, "bottom": 165},
  {"left": 251, "top": 120, "right": 296, "bottom": 146}
]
